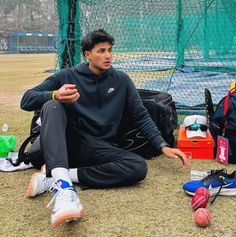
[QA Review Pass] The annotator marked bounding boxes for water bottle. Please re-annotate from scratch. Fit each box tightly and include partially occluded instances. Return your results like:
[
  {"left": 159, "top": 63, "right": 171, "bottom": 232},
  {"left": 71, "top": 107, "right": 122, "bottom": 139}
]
[{"left": 2, "top": 123, "right": 9, "bottom": 132}]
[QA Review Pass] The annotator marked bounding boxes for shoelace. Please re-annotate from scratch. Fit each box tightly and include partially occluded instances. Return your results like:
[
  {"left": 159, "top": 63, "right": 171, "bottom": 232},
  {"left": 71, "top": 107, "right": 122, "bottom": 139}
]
[
  {"left": 202, "top": 169, "right": 227, "bottom": 183},
  {"left": 201, "top": 169, "right": 228, "bottom": 204},
  {"left": 34, "top": 176, "right": 53, "bottom": 196},
  {"left": 47, "top": 184, "right": 76, "bottom": 208},
  {"left": 41, "top": 177, "right": 53, "bottom": 188},
  {"left": 210, "top": 178, "right": 226, "bottom": 204}
]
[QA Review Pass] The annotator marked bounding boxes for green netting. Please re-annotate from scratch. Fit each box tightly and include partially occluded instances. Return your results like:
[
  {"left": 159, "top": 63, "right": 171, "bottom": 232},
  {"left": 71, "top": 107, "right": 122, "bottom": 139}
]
[
  {"left": 55, "top": 0, "right": 236, "bottom": 110},
  {"left": 56, "top": 0, "right": 81, "bottom": 68}
]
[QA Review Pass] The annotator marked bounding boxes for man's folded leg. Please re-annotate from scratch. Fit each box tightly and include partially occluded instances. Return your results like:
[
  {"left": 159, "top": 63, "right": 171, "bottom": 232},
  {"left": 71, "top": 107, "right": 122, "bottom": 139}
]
[{"left": 67, "top": 131, "right": 148, "bottom": 190}]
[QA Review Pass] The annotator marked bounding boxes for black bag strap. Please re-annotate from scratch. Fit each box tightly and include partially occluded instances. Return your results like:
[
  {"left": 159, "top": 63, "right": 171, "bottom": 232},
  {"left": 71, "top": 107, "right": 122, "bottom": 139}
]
[
  {"left": 205, "top": 88, "right": 214, "bottom": 124},
  {"left": 220, "top": 102, "right": 234, "bottom": 130},
  {"left": 6, "top": 131, "right": 40, "bottom": 167}
]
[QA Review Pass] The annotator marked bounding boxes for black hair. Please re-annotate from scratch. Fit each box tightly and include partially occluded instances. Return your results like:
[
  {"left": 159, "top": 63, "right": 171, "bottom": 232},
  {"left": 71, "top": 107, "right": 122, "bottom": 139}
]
[{"left": 81, "top": 29, "right": 115, "bottom": 56}]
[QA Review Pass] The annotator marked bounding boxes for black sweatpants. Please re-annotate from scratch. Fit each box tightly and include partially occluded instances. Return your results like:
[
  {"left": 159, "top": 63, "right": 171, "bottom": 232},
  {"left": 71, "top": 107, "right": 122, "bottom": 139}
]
[{"left": 40, "top": 100, "right": 147, "bottom": 189}]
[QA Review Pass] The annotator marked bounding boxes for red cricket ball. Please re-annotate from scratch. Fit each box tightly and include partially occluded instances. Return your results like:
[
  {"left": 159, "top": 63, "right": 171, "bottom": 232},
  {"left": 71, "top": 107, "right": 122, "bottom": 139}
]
[
  {"left": 195, "top": 187, "right": 210, "bottom": 199},
  {"left": 191, "top": 187, "right": 210, "bottom": 211},
  {"left": 194, "top": 208, "right": 212, "bottom": 227}
]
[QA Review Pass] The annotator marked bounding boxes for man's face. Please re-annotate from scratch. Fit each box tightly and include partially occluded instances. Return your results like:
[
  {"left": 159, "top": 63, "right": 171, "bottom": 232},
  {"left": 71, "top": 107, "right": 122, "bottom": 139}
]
[{"left": 85, "top": 42, "right": 113, "bottom": 75}]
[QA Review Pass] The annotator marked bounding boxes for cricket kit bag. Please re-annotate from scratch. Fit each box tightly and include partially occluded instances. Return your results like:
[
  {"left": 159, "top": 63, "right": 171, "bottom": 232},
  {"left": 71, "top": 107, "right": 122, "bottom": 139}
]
[
  {"left": 118, "top": 89, "right": 178, "bottom": 158},
  {"left": 205, "top": 88, "right": 236, "bottom": 164}
]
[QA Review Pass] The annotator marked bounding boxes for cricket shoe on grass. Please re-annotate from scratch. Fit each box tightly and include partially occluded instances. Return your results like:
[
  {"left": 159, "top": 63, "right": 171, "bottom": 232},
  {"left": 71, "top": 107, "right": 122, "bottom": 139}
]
[
  {"left": 183, "top": 169, "right": 236, "bottom": 196},
  {"left": 26, "top": 165, "right": 54, "bottom": 197},
  {"left": 47, "top": 179, "right": 83, "bottom": 227}
]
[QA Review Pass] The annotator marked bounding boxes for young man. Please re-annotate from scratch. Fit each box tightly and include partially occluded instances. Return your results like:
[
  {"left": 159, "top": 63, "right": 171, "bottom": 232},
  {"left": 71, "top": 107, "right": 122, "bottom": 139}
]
[{"left": 21, "top": 29, "right": 189, "bottom": 227}]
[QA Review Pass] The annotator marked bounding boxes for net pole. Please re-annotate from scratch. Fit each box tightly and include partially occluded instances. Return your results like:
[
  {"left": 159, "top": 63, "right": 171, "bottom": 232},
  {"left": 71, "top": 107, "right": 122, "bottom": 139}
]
[
  {"left": 73, "top": 0, "right": 81, "bottom": 66},
  {"left": 203, "top": 0, "right": 209, "bottom": 59},
  {"left": 216, "top": 0, "right": 220, "bottom": 55},
  {"left": 176, "top": 0, "right": 184, "bottom": 67}
]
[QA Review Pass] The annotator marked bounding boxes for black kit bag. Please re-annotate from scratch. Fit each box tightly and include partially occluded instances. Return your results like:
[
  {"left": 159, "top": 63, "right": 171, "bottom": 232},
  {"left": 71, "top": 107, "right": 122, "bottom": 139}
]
[
  {"left": 205, "top": 88, "right": 236, "bottom": 164},
  {"left": 6, "top": 110, "right": 44, "bottom": 169},
  {"left": 118, "top": 89, "right": 178, "bottom": 158}
]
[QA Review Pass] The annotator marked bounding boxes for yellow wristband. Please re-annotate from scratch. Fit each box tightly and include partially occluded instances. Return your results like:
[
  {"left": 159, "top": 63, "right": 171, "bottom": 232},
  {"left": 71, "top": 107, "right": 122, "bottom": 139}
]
[{"left": 52, "top": 90, "right": 56, "bottom": 100}]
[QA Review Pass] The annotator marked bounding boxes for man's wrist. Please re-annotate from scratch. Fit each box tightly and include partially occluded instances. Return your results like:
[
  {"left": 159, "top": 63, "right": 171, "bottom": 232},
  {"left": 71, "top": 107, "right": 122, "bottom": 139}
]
[
  {"left": 52, "top": 90, "right": 56, "bottom": 100},
  {"left": 159, "top": 142, "right": 169, "bottom": 153}
]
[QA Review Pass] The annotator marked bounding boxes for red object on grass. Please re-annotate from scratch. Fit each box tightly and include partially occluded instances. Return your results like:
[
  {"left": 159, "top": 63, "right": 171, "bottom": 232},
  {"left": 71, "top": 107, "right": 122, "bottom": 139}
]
[
  {"left": 194, "top": 208, "right": 212, "bottom": 227},
  {"left": 191, "top": 187, "right": 210, "bottom": 211}
]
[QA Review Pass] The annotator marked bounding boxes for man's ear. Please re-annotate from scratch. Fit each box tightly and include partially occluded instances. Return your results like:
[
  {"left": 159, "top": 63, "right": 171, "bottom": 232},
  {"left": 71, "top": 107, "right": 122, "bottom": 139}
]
[{"left": 84, "top": 51, "right": 90, "bottom": 60}]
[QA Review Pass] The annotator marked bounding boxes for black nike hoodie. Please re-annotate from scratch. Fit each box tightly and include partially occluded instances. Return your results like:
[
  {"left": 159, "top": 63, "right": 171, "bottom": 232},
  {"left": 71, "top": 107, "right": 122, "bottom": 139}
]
[{"left": 21, "top": 62, "right": 167, "bottom": 151}]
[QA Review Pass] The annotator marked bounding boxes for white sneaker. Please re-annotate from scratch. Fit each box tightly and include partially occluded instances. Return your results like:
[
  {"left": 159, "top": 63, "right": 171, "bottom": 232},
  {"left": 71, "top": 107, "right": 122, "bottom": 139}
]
[
  {"left": 47, "top": 179, "right": 83, "bottom": 227},
  {"left": 26, "top": 165, "right": 54, "bottom": 197}
]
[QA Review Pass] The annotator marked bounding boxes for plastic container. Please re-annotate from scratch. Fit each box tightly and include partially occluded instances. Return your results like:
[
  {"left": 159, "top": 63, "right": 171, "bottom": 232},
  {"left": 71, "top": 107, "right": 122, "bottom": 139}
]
[{"left": 2, "top": 123, "right": 9, "bottom": 132}]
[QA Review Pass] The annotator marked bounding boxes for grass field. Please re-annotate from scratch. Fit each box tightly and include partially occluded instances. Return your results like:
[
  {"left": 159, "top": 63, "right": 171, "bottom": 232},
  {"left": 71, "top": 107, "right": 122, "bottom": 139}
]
[{"left": 0, "top": 54, "right": 236, "bottom": 237}]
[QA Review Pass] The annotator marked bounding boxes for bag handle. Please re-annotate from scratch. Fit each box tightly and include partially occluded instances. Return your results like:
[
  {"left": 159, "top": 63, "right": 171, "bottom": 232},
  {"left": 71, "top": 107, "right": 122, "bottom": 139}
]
[
  {"left": 6, "top": 131, "right": 40, "bottom": 167},
  {"left": 204, "top": 88, "right": 214, "bottom": 124}
]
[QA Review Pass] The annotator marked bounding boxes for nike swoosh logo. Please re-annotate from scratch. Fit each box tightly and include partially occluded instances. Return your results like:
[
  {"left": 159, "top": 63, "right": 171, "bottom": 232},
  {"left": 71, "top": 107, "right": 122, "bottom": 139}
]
[
  {"left": 221, "top": 183, "right": 233, "bottom": 188},
  {"left": 208, "top": 184, "right": 215, "bottom": 190},
  {"left": 209, "top": 183, "right": 233, "bottom": 189},
  {"left": 108, "top": 88, "right": 115, "bottom": 94}
]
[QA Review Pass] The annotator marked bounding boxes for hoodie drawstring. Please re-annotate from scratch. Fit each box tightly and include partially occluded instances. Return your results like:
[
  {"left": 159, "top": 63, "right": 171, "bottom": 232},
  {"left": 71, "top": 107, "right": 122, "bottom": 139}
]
[{"left": 95, "top": 77, "right": 102, "bottom": 109}]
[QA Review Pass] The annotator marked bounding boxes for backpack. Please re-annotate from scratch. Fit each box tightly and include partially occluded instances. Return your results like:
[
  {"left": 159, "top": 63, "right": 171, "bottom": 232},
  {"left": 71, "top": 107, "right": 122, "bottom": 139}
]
[
  {"left": 118, "top": 89, "right": 178, "bottom": 158},
  {"left": 205, "top": 88, "right": 236, "bottom": 164}
]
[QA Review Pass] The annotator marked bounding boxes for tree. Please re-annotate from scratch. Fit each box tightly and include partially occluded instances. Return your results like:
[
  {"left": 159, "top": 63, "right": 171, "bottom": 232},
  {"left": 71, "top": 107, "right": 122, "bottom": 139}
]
[{"left": 0, "top": 0, "right": 57, "bottom": 33}]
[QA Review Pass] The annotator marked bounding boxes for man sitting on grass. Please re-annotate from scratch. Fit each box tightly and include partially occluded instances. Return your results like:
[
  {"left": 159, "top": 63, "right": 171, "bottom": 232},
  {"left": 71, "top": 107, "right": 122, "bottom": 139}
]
[{"left": 21, "top": 29, "right": 189, "bottom": 227}]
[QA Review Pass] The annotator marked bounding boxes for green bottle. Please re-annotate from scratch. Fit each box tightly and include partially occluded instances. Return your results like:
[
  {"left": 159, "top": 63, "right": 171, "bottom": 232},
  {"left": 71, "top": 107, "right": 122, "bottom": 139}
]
[{"left": 0, "top": 135, "right": 17, "bottom": 157}]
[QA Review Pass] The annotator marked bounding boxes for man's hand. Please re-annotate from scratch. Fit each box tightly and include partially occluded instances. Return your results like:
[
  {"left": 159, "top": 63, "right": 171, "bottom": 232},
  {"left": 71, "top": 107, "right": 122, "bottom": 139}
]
[
  {"left": 161, "top": 146, "right": 190, "bottom": 167},
  {"left": 54, "top": 84, "right": 80, "bottom": 103}
]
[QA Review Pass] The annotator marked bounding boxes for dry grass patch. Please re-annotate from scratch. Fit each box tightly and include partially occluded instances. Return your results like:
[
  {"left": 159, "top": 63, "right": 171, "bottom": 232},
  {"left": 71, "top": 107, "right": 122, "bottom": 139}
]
[{"left": 0, "top": 54, "right": 236, "bottom": 237}]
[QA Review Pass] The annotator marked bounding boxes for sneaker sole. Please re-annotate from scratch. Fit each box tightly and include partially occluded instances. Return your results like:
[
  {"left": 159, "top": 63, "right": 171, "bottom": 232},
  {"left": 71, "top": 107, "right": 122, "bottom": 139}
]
[
  {"left": 51, "top": 207, "right": 84, "bottom": 227},
  {"left": 26, "top": 173, "right": 38, "bottom": 197},
  {"left": 184, "top": 188, "right": 236, "bottom": 196}
]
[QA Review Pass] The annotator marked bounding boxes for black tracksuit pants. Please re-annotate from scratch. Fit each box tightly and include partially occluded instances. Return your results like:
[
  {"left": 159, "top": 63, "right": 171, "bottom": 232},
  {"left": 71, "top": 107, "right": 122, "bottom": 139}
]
[{"left": 40, "top": 100, "right": 147, "bottom": 189}]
